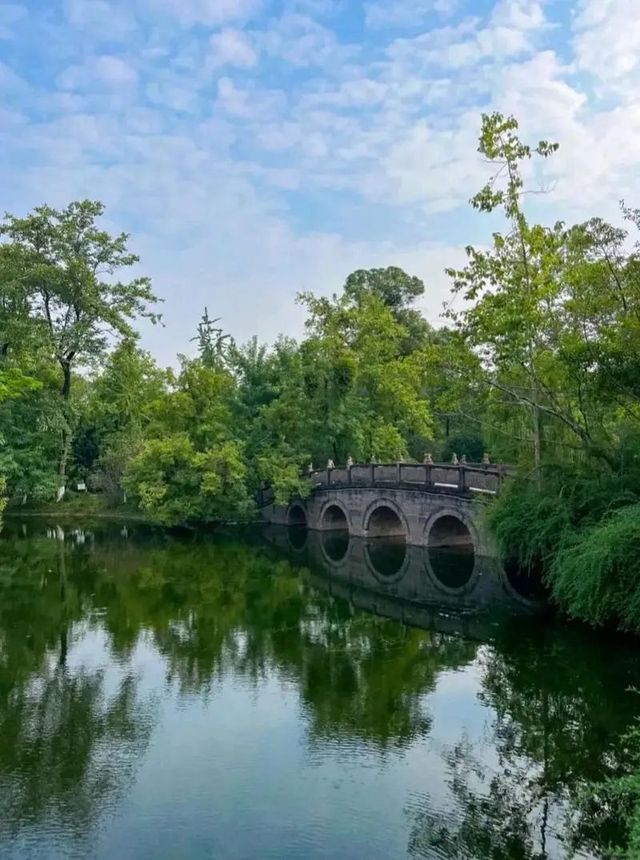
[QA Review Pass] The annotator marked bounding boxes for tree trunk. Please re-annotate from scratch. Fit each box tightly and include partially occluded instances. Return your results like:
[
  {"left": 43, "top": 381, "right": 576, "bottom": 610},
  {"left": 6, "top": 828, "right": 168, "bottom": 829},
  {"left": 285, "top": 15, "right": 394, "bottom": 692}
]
[
  {"left": 61, "top": 360, "right": 71, "bottom": 400},
  {"left": 532, "top": 400, "right": 542, "bottom": 488},
  {"left": 57, "top": 360, "right": 72, "bottom": 501}
]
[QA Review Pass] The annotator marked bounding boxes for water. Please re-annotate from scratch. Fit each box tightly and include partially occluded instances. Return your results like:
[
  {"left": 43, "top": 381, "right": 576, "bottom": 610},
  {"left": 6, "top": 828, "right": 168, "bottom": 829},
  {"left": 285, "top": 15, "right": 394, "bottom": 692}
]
[{"left": 0, "top": 519, "right": 638, "bottom": 860}]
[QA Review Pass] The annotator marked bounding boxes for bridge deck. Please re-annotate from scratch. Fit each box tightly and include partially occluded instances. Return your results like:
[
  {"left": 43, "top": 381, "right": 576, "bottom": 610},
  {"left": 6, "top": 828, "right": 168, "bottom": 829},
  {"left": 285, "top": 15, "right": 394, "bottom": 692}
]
[{"left": 258, "top": 462, "right": 507, "bottom": 508}]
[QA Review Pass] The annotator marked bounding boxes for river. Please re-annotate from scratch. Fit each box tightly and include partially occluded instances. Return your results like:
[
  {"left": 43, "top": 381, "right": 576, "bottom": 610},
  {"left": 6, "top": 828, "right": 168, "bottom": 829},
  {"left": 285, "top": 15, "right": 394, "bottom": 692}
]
[{"left": 0, "top": 519, "right": 637, "bottom": 859}]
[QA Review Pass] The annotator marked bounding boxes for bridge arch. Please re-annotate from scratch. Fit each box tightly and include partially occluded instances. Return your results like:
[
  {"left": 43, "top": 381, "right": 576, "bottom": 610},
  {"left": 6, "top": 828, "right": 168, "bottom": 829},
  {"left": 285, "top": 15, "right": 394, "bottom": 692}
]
[
  {"left": 287, "top": 502, "right": 308, "bottom": 527},
  {"left": 363, "top": 499, "right": 409, "bottom": 581},
  {"left": 319, "top": 500, "right": 350, "bottom": 531},
  {"left": 364, "top": 499, "right": 408, "bottom": 540},
  {"left": 424, "top": 509, "right": 478, "bottom": 593}
]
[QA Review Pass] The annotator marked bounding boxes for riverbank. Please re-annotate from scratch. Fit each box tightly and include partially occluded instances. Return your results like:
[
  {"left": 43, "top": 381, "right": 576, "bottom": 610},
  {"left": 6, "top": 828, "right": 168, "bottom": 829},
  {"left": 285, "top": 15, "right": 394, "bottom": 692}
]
[
  {"left": 3, "top": 493, "right": 268, "bottom": 531},
  {"left": 5, "top": 493, "right": 155, "bottom": 523},
  {"left": 489, "top": 472, "right": 640, "bottom": 636}
]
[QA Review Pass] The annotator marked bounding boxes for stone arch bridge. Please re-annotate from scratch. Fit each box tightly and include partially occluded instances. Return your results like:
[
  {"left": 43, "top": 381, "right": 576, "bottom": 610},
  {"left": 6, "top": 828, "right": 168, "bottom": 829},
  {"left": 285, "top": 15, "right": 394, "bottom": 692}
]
[{"left": 260, "top": 461, "right": 508, "bottom": 556}]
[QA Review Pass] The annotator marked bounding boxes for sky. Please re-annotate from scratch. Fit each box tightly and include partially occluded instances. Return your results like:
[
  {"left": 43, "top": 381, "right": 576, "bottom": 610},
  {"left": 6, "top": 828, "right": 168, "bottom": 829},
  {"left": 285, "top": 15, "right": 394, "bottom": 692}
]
[{"left": 1, "top": 0, "right": 640, "bottom": 364}]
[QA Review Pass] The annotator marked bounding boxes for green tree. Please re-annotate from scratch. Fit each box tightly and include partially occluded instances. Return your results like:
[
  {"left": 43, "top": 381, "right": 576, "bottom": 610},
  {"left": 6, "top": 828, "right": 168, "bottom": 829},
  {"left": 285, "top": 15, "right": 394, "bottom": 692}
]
[
  {"left": 296, "top": 268, "right": 434, "bottom": 462},
  {"left": 84, "top": 340, "right": 168, "bottom": 499},
  {"left": 0, "top": 200, "right": 160, "bottom": 496},
  {"left": 446, "top": 113, "right": 563, "bottom": 476},
  {"left": 123, "top": 434, "right": 249, "bottom": 525},
  {"left": 121, "top": 356, "right": 251, "bottom": 525},
  {"left": 191, "top": 307, "right": 233, "bottom": 370}
]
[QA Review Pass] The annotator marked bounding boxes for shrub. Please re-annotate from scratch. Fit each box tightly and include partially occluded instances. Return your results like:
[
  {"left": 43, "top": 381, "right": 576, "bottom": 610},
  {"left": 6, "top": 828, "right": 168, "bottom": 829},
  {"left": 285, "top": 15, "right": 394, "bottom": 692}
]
[
  {"left": 550, "top": 505, "right": 640, "bottom": 633},
  {"left": 489, "top": 480, "right": 573, "bottom": 572}
]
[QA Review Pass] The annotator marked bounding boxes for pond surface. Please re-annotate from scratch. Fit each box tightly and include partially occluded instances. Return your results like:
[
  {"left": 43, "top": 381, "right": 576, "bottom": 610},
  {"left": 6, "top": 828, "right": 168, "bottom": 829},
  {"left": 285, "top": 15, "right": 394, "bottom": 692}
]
[{"left": 0, "top": 519, "right": 638, "bottom": 859}]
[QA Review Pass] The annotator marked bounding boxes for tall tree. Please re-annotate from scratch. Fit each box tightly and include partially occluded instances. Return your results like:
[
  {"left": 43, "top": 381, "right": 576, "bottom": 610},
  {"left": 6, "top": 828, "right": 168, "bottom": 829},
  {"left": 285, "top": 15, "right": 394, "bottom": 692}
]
[
  {"left": 297, "top": 269, "right": 434, "bottom": 462},
  {"left": 0, "top": 200, "right": 160, "bottom": 496},
  {"left": 446, "top": 113, "right": 561, "bottom": 477}
]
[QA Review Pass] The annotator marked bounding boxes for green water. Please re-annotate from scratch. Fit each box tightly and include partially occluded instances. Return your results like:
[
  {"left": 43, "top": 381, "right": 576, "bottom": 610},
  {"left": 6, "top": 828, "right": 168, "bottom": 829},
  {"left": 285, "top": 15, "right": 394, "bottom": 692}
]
[{"left": 0, "top": 520, "right": 638, "bottom": 859}]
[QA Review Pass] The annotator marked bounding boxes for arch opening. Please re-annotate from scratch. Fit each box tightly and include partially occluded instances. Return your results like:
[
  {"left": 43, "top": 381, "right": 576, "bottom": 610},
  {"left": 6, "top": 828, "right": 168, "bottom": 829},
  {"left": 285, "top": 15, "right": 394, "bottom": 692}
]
[
  {"left": 427, "top": 515, "right": 475, "bottom": 590},
  {"left": 288, "top": 504, "right": 307, "bottom": 527},
  {"left": 287, "top": 504, "right": 308, "bottom": 550},
  {"left": 322, "top": 504, "right": 349, "bottom": 531},
  {"left": 367, "top": 505, "right": 407, "bottom": 540},
  {"left": 365, "top": 504, "right": 407, "bottom": 578}
]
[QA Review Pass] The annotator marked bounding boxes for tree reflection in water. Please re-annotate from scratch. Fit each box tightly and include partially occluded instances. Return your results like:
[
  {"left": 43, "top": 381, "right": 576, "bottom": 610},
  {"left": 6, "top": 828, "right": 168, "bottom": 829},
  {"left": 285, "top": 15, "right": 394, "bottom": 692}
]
[
  {"left": 0, "top": 520, "right": 637, "bottom": 859},
  {"left": 0, "top": 528, "right": 157, "bottom": 849},
  {"left": 405, "top": 619, "right": 640, "bottom": 858}
]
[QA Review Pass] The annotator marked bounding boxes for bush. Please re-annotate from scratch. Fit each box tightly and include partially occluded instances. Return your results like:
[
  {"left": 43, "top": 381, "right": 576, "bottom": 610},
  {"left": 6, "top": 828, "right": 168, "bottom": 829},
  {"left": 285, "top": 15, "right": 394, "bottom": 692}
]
[
  {"left": 550, "top": 505, "right": 640, "bottom": 633},
  {"left": 123, "top": 434, "right": 252, "bottom": 526},
  {"left": 489, "top": 479, "right": 573, "bottom": 572}
]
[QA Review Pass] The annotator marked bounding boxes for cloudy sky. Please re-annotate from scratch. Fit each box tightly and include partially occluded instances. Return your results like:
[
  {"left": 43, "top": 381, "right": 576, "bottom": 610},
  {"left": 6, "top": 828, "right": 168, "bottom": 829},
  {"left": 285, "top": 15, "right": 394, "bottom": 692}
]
[{"left": 1, "top": 0, "right": 639, "bottom": 363}]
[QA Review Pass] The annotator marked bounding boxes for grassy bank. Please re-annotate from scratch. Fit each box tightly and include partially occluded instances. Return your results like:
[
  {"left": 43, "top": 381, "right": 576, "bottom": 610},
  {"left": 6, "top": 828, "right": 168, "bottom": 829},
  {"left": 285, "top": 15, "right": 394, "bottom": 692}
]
[
  {"left": 489, "top": 468, "right": 640, "bottom": 634},
  {"left": 4, "top": 492, "right": 157, "bottom": 523},
  {"left": 3, "top": 491, "right": 265, "bottom": 529}
]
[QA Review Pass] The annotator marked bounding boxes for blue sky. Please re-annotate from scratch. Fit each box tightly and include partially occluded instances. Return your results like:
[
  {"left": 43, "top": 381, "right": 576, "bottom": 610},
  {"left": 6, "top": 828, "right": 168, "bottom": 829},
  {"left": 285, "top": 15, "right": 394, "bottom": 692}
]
[{"left": 1, "top": 0, "right": 639, "bottom": 363}]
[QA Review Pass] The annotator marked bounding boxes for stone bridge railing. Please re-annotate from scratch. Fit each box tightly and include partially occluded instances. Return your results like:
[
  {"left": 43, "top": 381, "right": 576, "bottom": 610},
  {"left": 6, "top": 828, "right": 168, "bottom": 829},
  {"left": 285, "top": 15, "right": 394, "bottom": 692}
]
[{"left": 258, "top": 461, "right": 509, "bottom": 508}]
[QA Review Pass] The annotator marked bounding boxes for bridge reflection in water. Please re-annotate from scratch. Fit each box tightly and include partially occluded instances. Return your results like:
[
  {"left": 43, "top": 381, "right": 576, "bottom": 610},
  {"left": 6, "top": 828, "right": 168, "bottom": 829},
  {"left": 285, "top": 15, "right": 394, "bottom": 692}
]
[{"left": 270, "top": 522, "right": 544, "bottom": 637}]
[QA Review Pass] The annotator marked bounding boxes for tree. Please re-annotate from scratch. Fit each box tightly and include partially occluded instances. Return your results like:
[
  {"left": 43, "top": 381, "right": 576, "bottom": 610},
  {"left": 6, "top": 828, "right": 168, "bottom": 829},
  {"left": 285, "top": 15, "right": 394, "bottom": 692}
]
[
  {"left": 446, "top": 113, "right": 562, "bottom": 477},
  {"left": 446, "top": 114, "right": 640, "bottom": 474},
  {"left": 123, "top": 434, "right": 249, "bottom": 525},
  {"left": 344, "top": 266, "right": 433, "bottom": 352},
  {"left": 0, "top": 363, "right": 44, "bottom": 509},
  {"left": 121, "top": 355, "right": 251, "bottom": 524},
  {"left": 295, "top": 268, "right": 434, "bottom": 462},
  {"left": 81, "top": 340, "right": 168, "bottom": 498},
  {"left": 0, "top": 200, "right": 160, "bottom": 496},
  {"left": 191, "top": 307, "right": 233, "bottom": 370}
]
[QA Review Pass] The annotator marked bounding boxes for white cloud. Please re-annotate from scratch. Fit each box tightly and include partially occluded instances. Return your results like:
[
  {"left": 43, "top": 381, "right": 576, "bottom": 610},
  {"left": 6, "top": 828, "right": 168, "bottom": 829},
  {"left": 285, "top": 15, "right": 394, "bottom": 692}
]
[
  {"left": 366, "top": 0, "right": 457, "bottom": 29},
  {"left": 385, "top": 6, "right": 545, "bottom": 72},
  {"left": 209, "top": 29, "right": 257, "bottom": 68},
  {"left": 0, "top": 60, "right": 27, "bottom": 92},
  {"left": 382, "top": 114, "right": 482, "bottom": 209},
  {"left": 216, "top": 77, "right": 286, "bottom": 120},
  {"left": 59, "top": 55, "right": 138, "bottom": 91},
  {"left": 7, "top": 0, "right": 640, "bottom": 365},
  {"left": 573, "top": 0, "right": 640, "bottom": 90},
  {"left": 490, "top": 0, "right": 545, "bottom": 31},
  {"left": 141, "top": 0, "right": 261, "bottom": 27},
  {"left": 63, "top": 0, "right": 136, "bottom": 40},
  {"left": 257, "top": 12, "right": 354, "bottom": 68},
  {"left": 95, "top": 55, "right": 139, "bottom": 87}
]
